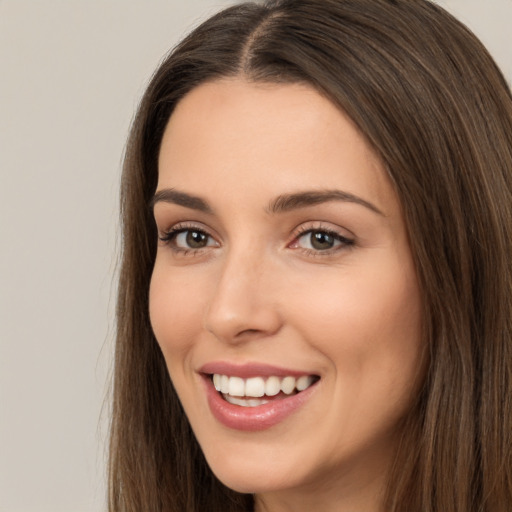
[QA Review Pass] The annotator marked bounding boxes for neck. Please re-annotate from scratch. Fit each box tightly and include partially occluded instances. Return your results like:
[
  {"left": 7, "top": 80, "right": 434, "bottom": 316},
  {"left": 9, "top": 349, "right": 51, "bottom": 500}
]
[{"left": 254, "top": 464, "right": 387, "bottom": 512}]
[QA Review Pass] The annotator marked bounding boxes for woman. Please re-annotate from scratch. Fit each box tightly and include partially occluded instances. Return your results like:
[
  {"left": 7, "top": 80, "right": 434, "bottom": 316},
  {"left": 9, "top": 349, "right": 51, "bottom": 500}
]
[{"left": 109, "top": 0, "right": 512, "bottom": 510}]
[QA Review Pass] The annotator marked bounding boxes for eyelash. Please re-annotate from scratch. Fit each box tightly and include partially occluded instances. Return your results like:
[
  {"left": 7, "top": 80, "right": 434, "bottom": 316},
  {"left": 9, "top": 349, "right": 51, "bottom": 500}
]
[
  {"left": 158, "top": 223, "right": 215, "bottom": 256},
  {"left": 291, "top": 224, "right": 354, "bottom": 251},
  {"left": 158, "top": 222, "right": 354, "bottom": 257}
]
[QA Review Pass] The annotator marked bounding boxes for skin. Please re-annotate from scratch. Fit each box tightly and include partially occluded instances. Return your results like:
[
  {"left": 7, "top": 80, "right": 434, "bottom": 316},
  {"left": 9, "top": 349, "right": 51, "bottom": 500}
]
[{"left": 149, "top": 79, "right": 425, "bottom": 512}]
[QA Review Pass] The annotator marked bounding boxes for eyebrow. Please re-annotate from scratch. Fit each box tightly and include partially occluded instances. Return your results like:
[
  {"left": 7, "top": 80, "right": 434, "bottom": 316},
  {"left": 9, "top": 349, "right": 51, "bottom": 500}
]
[
  {"left": 150, "top": 188, "right": 384, "bottom": 216},
  {"left": 150, "top": 189, "right": 213, "bottom": 214},
  {"left": 267, "top": 190, "right": 384, "bottom": 216}
]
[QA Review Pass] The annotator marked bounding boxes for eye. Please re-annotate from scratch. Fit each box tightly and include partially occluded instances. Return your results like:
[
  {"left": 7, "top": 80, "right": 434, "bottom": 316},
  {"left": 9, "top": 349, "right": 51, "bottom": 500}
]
[
  {"left": 175, "top": 229, "right": 213, "bottom": 249},
  {"left": 291, "top": 228, "right": 354, "bottom": 253},
  {"left": 159, "top": 225, "right": 219, "bottom": 252}
]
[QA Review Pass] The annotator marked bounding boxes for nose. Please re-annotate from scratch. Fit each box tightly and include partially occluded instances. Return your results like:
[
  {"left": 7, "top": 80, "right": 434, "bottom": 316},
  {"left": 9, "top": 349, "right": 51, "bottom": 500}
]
[{"left": 203, "top": 249, "right": 282, "bottom": 344}]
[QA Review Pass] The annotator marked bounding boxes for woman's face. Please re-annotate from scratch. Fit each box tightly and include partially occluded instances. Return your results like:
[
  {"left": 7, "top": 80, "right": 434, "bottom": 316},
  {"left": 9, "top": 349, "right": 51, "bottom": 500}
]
[{"left": 150, "top": 80, "right": 424, "bottom": 507}]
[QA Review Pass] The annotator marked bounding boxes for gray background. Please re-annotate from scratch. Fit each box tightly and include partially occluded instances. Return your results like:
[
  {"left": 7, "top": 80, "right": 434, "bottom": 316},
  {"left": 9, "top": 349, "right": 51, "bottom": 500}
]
[{"left": 0, "top": 1, "right": 510, "bottom": 511}]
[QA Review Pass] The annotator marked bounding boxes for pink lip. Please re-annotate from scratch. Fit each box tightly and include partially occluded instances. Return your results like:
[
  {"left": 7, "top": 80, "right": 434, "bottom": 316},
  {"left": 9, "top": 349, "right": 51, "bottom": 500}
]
[
  {"left": 199, "top": 361, "right": 313, "bottom": 378},
  {"left": 199, "top": 370, "right": 319, "bottom": 432}
]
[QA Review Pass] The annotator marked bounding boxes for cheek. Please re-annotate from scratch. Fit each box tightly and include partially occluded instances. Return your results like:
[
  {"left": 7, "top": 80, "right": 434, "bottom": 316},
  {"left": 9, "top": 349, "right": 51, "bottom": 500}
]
[
  {"left": 149, "top": 261, "right": 206, "bottom": 360},
  {"left": 288, "top": 262, "right": 424, "bottom": 451},
  {"left": 288, "top": 255, "right": 423, "bottom": 390}
]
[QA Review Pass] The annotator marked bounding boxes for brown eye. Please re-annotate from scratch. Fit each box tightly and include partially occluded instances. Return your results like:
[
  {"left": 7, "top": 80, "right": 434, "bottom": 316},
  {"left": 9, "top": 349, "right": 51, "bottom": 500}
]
[
  {"left": 294, "top": 229, "right": 353, "bottom": 252},
  {"left": 310, "top": 231, "right": 336, "bottom": 250},
  {"left": 183, "top": 230, "right": 209, "bottom": 248},
  {"left": 159, "top": 227, "right": 218, "bottom": 251}
]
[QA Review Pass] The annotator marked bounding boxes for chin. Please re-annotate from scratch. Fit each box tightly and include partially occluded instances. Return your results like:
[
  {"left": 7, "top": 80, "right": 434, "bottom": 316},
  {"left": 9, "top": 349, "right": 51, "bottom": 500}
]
[
  {"left": 214, "top": 472, "right": 292, "bottom": 495},
  {"left": 204, "top": 452, "right": 299, "bottom": 495}
]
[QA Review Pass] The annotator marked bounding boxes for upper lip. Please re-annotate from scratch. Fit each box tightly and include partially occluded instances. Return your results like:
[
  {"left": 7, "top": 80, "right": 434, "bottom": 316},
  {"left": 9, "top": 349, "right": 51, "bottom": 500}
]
[{"left": 199, "top": 361, "right": 318, "bottom": 379}]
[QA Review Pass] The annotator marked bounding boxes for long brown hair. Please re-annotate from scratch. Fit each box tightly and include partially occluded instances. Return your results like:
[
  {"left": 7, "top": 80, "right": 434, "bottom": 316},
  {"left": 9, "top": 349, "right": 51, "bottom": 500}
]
[{"left": 109, "top": 1, "right": 512, "bottom": 510}]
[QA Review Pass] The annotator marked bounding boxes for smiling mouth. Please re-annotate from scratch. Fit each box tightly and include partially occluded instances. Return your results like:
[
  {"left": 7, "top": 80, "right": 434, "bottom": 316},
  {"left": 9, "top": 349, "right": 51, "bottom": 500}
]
[{"left": 210, "top": 374, "right": 320, "bottom": 407}]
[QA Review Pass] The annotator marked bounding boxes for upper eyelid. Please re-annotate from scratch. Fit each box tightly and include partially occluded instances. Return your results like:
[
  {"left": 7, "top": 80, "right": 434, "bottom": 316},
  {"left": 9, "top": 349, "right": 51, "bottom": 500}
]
[
  {"left": 291, "top": 228, "right": 354, "bottom": 246},
  {"left": 295, "top": 228, "right": 350, "bottom": 241},
  {"left": 158, "top": 221, "right": 214, "bottom": 236},
  {"left": 292, "top": 221, "right": 355, "bottom": 239}
]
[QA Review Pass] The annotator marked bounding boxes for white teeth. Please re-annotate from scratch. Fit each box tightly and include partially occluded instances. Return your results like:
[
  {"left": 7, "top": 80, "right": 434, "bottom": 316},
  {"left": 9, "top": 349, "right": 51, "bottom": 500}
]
[
  {"left": 245, "top": 377, "right": 265, "bottom": 397},
  {"left": 228, "top": 376, "right": 245, "bottom": 396},
  {"left": 281, "top": 376, "right": 296, "bottom": 395},
  {"left": 296, "top": 375, "right": 314, "bottom": 391},
  {"left": 220, "top": 374, "right": 230, "bottom": 394},
  {"left": 212, "top": 373, "right": 317, "bottom": 398},
  {"left": 224, "top": 395, "right": 270, "bottom": 407},
  {"left": 265, "top": 376, "right": 281, "bottom": 396}
]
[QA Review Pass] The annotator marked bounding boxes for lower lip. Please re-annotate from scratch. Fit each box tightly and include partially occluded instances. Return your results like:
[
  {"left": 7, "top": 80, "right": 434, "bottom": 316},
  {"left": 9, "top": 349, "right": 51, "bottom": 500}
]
[{"left": 202, "top": 375, "right": 318, "bottom": 431}]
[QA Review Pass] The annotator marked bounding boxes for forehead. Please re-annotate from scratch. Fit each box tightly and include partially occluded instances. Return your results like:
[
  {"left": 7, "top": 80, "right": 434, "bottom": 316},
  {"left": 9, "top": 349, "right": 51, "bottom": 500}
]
[
  {"left": 157, "top": 79, "right": 397, "bottom": 217},
  {"left": 161, "top": 79, "right": 362, "bottom": 155}
]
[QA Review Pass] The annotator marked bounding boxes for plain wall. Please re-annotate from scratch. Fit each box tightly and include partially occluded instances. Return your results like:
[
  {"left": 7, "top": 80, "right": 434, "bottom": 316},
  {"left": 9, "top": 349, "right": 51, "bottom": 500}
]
[{"left": 0, "top": 1, "right": 510, "bottom": 511}]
